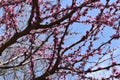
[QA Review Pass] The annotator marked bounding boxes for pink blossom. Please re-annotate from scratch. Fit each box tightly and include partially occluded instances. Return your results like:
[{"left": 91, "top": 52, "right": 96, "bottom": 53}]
[
  {"left": 111, "top": 34, "right": 120, "bottom": 39},
  {"left": 112, "top": 61, "right": 117, "bottom": 65}
]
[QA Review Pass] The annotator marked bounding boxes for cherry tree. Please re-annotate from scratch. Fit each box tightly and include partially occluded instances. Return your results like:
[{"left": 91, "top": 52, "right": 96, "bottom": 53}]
[{"left": 0, "top": 0, "right": 120, "bottom": 80}]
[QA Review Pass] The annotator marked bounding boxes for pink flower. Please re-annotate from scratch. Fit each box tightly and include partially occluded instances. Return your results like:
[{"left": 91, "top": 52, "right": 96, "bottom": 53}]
[
  {"left": 97, "top": 67, "right": 102, "bottom": 70},
  {"left": 112, "top": 61, "right": 117, "bottom": 65},
  {"left": 111, "top": 34, "right": 120, "bottom": 39}
]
